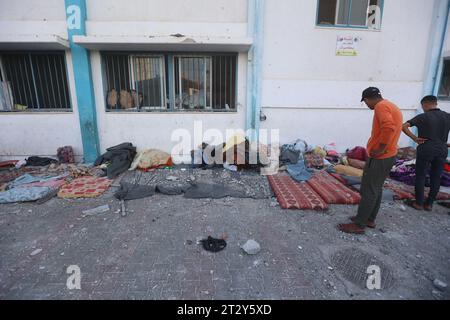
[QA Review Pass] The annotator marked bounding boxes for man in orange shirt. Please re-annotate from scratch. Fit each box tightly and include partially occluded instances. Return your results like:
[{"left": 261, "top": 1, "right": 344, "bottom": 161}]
[{"left": 338, "top": 87, "right": 403, "bottom": 234}]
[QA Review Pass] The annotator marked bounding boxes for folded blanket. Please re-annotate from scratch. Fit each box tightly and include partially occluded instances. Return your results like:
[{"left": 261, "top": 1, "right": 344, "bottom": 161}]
[{"left": 333, "top": 165, "right": 364, "bottom": 177}]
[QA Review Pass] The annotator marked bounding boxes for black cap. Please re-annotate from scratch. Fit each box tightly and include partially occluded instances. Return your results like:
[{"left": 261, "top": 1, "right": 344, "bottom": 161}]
[{"left": 361, "top": 87, "right": 382, "bottom": 102}]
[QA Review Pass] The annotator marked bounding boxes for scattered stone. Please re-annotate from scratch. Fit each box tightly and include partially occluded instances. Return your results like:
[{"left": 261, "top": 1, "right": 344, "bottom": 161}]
[
  {"left": 270, "top": 201, "right": 278, "bottom": 207},
  {"left": 379, "top": 228, "right": 387, "bottom": 233},
  {"left": 82, "top": 205, "right": 110, "bottom": 216},
  {"left": 241, "top": 239, "right": 261, "bottom": 255},
  {"left": 60, "top": 252, "right": 64, "bottom": 256},
  {"left": 433, "top": 279, "right": 448, "bottom": 291},
  {"left": 185, "top": 240, "right": 193, "bottom": 245},
  {"left": 432, "top": 290, "right": 442, "bottom": 297},
  {"left": 166, "top": 175, "right": 178, "bottom": 181},
  {"left": 328, "top": 266, "right": 334, "bottom": 271},
  {"left": 400, "top": 205, "right": 407, "bottom": 212},
  {"left": 298, "top": 246, "right": 303, "bottom": 250},
  {"left": 30, "top": 249, "right": 42, "bottom": 256},
  {"left": 69, "top": 224, "right": 74, "bottom": 229}
]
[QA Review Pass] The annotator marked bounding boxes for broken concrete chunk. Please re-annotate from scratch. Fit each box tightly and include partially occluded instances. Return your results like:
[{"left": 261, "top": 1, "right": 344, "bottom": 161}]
[
  {"left": 241, "top": 239, "right": 261, "bottom": 255},
  {"left": 82, "top": 205, "right": 110, "bottom": 216},
  {"left": 433, "top": 279, "right": 448, "bottom": 291},
  {"left": 30, "top": 249, "right": 42, "bottom": 256}
]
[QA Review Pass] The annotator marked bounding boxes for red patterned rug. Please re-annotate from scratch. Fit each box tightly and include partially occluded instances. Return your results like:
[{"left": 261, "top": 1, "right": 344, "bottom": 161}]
[
  {"left": 385, "top": 180, "right": 450, "bottom": 201},
  {"left": 307, "top": 171, "right": 361, "bottom": 205},
  {"left": 58, "top": 176, "right": 112, "bottom": 198},
  {"left": 268, "top": 175, "right": 328, "bottom": 210}
]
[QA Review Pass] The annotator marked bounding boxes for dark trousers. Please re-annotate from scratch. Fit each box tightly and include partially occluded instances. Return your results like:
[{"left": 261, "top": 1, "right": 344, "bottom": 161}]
[
  {"left": 354, "top": 157, "right": 395, "bottom": 227},
  {"left": 415, "top": 153, "right": 446, "bottom": 206}
]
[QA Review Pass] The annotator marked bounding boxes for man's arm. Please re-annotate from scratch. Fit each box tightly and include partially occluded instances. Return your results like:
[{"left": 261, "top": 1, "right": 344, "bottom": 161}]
[
  {"left": 402, "top": 122, "right": 427, "bottom": 145},
  {"left": 370, "top": 105, "right": 395, "bottom": 158}
]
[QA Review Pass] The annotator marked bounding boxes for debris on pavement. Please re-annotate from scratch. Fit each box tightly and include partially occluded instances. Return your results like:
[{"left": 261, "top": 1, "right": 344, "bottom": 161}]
[
  {"left": 241, "top": 239, "right": 261, "bottom": 255},
  {"left": 433, "top": 279, "right": 448, "bottom": 291},
  {"left": 82, "top": 204, "right": 110, "bottom": 216},
  {"left": 200, "top": 236, "right": 227, "bottom": 253},
  {"left": 30, "top": 248, "right": 42, "bottom": 256}
]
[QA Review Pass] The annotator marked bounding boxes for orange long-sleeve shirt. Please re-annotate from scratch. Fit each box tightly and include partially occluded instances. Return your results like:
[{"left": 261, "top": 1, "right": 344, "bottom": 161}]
[{"left": 367, "top": 100, "right": 403, "bottom": 159}]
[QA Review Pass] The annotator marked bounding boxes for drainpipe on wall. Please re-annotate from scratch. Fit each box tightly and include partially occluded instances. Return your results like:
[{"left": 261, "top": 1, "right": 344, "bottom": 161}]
[
  {"left": 411, "top": 0, "right": 450, "bottom": 148},
  {"left": 423, "top": 0, "right": 450, "bottom": 97},
  {"left": 246, "top": 0, "right": 265, "bottom": 142},
  {"left": 65, "top": 0, "right": 100, "bottom": 163}
]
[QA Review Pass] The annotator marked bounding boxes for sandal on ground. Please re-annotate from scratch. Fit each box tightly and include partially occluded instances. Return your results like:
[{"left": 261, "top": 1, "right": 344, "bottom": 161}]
[
  {"left": 350, "top": 216, "right": 376, "bottom": 229},
  {"left": 404, "top": 199, "right": 423, "bottom": 211},
  {"left": 337, "top": 223, "right": 365, "bottom": 235}
]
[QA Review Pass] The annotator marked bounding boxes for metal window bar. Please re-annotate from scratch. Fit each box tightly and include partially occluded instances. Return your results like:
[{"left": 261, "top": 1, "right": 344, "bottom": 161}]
[
  {"left": 0, "top": 53, "right": 70, "bottom": 110},
  {"left": 104, "top": 54, "right": 166, "bottom": 111}
]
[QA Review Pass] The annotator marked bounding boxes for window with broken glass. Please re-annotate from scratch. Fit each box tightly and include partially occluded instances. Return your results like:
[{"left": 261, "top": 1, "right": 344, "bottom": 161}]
[
  {"left": 0, "top": 52, "right": 71, "bottom": 112},
  {"left": 102, "top": 53, "right": 237, "bottom": 112},
  {"left": 317, "top": 0, "right": 383, "bottom": 29}
]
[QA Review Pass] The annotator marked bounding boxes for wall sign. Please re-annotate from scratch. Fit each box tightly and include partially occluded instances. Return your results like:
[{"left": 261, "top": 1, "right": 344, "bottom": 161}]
[{"left": 336, "top": 36, "right": 360, "bottom": 56}]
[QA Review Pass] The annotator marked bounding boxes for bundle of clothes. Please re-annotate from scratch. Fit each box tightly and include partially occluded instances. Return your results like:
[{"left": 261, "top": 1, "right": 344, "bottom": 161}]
[
  {"left": 190, "top": 134, "right": 271, "bottom": 172},
  {"left": 278, "top": 140, "right": 369, "bottom": 182},
  {"left": 389, "top": 147, "right": 450, "bottom": 187}
]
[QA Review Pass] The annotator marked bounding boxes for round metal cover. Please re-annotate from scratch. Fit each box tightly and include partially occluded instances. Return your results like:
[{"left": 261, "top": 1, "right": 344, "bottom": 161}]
[{"left": 331, "top": 248, "right": 395, "bottom": 290}]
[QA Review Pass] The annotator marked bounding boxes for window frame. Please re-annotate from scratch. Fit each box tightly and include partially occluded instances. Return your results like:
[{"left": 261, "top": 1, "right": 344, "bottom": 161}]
[
  {"left": 316, "top": 0, "right": 384, "bottom": 30},
  {"left": 437, "top": 57, "right": 450, "bottom": 101},
  {"left": 174, "top": 54, "right": 213, "bottom": 111},
  {"left": 101, "top": 51, "right": 238, "bottom": 113},
  {"left": 0, "top": 51, "right": 72, "bottom": 112},
  {"left": 128, "top": 54, "right": 167, "bottom": 111}
]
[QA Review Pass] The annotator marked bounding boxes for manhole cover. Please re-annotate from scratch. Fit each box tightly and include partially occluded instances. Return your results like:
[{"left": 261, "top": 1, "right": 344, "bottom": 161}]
[{"left": 331, "top": 248, "right": 395, "bottom": 290}]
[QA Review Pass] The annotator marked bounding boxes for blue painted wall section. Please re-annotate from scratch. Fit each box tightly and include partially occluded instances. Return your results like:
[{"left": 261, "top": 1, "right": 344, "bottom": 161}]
[
  {"left": 65, "top": 0, "right": 100, "bottom": 163},
  {"left": 246, "top": 0, "right": 265, "bottom": 141}
]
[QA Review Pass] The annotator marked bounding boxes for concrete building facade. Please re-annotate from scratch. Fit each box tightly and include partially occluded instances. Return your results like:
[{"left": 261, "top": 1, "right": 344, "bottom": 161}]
[{"left": 0, "top": 0, "right": 449, "bottom": 162}]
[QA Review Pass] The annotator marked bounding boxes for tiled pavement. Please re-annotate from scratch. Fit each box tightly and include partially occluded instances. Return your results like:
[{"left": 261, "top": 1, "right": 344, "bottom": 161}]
[{"left": 1, "top": 185, "right": 449, "bottom": 300}]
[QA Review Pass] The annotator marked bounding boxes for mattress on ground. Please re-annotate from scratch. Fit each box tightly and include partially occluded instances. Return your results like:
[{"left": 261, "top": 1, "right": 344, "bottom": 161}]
[
  {"left": 307, "top": 171, "right": 361, "bottom": 205},
  {"left": 268, "top": 175, "right": 328, "bottom": 210}
]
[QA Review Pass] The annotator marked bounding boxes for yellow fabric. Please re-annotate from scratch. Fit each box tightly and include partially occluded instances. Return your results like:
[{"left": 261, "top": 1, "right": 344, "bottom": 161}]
[
  {"left": 223, "top": 134, "right": 246, "bottom": 152},
  {"left": 334, "top": 165, "right": 364, "bottom": 177},
  {"left": 129, "top": 149, "right": 171, "bottom": 170}
]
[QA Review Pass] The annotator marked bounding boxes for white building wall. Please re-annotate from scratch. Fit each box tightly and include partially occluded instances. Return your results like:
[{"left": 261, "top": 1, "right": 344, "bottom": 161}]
[
  {"left": 0, "top": 0, "right": 446, "bottom": 160},
  {"left": 86, "top": 0, "right": 249, "bottom": 158},
  {"left": 91, "top": 51, "right": 248, "bottom": 158},
  {"left": 0, "top": 51, "right": 83, "bottom": 161},
  {"left": 260, "top": 0, "right": 435, "bottom": 151},
  {"left": 0, "top": 1, "right": 82, "bottom": 160}
]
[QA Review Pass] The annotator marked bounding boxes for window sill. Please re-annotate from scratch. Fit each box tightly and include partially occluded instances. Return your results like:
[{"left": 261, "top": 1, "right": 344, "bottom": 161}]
[
  {"left": 315, "top": 25, "right": 382, "bottom": 32},
  {"left": 105, "top": 109, "right": 238, "bottom": 114},
  {"left": 0, "top": 110, "right": 73, "bottom": 114}
]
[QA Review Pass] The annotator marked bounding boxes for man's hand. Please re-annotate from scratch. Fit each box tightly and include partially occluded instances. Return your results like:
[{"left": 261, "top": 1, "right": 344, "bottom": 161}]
[
  {"left": 370, "top": 145, "right": 387, "bottom": 158},
  {"left": 414, "top": 137, "right": 427, "bottom": 145}
]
